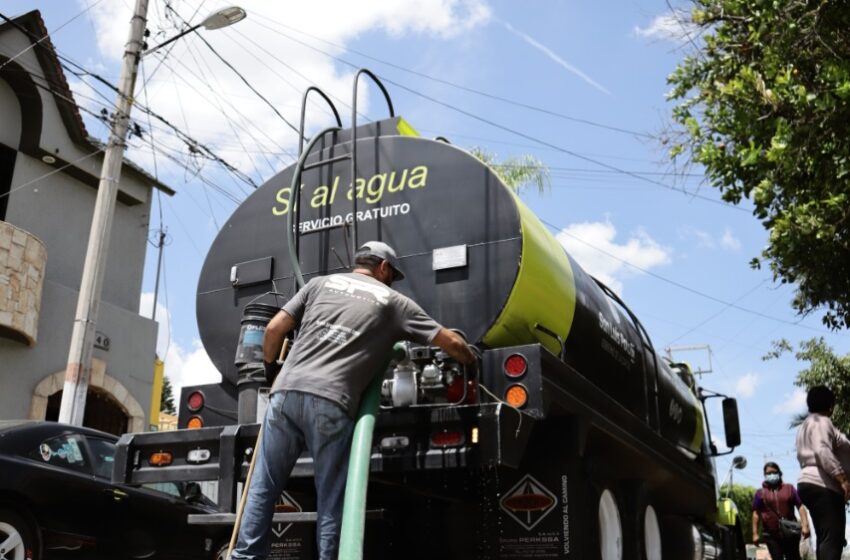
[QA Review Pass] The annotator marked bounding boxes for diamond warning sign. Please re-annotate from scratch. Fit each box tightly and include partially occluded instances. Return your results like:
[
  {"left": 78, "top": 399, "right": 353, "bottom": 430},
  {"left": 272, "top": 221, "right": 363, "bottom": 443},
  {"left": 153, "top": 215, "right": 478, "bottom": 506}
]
[
  {"left": 500, "top": 474, "right": 558, "bottom": 531},
  {"left": 272, "top": 491, "right": 302, "bottom": 538}
]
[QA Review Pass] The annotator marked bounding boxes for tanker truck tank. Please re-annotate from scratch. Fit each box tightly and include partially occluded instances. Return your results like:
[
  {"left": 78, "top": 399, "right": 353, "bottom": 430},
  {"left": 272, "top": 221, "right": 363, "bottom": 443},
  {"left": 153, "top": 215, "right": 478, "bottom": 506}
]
[{"left": 196, "top": 117, "right": 703, "bottom": 455}]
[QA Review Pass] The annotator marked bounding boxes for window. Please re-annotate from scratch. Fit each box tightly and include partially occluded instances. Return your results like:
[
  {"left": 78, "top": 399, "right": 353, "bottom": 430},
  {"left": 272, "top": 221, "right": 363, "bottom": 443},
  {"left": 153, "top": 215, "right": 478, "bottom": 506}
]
[
  {"left": 143, "top": 482, "right": 182, "bottom": 498},
  {"left": 0, "top": 144, "right": 15, "bottom": 221},
  {"left": 86, "top": 437, "right": 116, "bottom": 479},
  {"left": 31, "top": 434, "right": 89, "bottom": 473}
]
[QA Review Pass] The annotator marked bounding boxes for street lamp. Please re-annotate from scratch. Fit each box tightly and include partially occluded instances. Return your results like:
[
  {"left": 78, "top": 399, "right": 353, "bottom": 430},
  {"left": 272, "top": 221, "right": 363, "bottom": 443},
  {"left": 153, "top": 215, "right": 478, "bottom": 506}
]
[
  {"left": 145, "top": 6, "right": 247, "bottom": 56},
  {"left": 724, "top": 455, "right": 748, "bottom": 498},
  {"left": 58, "top": 2, "right": 245, "bottom": 427}
]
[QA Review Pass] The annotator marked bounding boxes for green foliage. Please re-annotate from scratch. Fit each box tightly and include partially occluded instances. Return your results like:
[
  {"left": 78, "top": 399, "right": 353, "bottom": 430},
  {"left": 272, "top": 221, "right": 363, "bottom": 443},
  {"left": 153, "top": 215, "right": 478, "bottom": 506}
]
[
  {"left": 667, "top": 1, "right": 850, "bottom": 329},
  {"left": 764, "top": 337, "right": 850, "bottom": 432},
  {"left": 468, "top": 147, "right": 550, "bottom": 195},
  {"left": 720, "top": 483, "right": 757, "bottom": 543},
  {"left": 160, "top": 375, "right": 176, "bottom": 415}
]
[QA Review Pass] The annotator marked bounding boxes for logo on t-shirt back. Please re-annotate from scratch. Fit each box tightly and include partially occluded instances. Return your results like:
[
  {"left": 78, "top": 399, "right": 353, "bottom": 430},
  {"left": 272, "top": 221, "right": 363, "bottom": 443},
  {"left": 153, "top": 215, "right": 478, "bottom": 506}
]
[{"left": 325, "top": 275, "right": 390, "bottom": 305}]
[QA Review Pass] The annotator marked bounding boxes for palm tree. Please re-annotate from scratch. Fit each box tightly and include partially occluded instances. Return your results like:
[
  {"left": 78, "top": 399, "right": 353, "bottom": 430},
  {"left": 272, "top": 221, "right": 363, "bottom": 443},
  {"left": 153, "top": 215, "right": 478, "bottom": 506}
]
[{"left": 468, "top": 147, "right": 550, "bottom": 195}]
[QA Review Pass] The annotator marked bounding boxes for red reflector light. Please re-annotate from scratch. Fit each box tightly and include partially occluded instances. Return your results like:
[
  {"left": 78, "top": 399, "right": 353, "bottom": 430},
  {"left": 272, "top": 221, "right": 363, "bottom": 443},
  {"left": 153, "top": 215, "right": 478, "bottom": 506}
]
[
  {"left": 447, "top": 377, "right": 478, "bottom": 404},
  {"left": 187, "top": 416, "right": 204, "bottom": 429},
  {"left": 187, "top": 391, "right": 204, "bottom": 412},
  {"left": 150, "top": 452, "right": 173, "bottom": 466},
  {"left": 504, "top": 354, "right": 528, "bottom": 378},
  {"left": 430, "top": 430, "right": 465, "bottom": 448}
]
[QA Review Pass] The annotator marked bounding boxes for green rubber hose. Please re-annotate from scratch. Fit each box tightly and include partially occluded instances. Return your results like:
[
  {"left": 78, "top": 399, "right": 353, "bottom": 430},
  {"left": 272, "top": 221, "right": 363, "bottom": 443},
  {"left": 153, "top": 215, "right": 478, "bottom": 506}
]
[{"left": 338, "top": 343, "right": 406, "bottom": 559}]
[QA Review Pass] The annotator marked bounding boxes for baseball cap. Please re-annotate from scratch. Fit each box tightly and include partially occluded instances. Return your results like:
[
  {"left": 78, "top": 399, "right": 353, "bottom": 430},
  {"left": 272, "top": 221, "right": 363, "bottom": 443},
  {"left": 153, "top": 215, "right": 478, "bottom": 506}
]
[{"left": 356, "top": 241, "right": 405, "bottom": 281}]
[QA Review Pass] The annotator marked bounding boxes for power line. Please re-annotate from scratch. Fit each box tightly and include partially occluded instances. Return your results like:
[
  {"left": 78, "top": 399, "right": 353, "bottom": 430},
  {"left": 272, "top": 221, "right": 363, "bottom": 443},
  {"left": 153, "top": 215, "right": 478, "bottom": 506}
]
[
  {"left": 161, "top": 3, "right": 300, "bottom": 136},
  {"left": 542, "top": 218, "right": 830, "bottom": 333},
  {"left": 248, "top": 14, "right": 653, "bottom": 139},
  {"left": 0, "top": 149, "right": 105, "bottom": 200},
  {"left": 0, "top": 0, "right": 105, "bottom": 71}
]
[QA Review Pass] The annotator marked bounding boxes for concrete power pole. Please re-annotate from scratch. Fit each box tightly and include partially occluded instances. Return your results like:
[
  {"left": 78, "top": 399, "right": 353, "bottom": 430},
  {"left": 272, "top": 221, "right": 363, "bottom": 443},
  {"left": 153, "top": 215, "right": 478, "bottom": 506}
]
[{"left": 59, "top": 0, "right": 149, "bottom": 425}]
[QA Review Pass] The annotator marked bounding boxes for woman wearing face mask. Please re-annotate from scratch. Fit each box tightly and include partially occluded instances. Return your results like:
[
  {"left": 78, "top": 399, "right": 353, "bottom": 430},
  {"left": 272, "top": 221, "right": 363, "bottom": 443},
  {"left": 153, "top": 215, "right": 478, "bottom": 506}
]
[
  {"left": 751, "top": 462, "right": 810, "bottom": 560},
  {"left": 797, "top": 385, "right": 850, "bottom": 560}
]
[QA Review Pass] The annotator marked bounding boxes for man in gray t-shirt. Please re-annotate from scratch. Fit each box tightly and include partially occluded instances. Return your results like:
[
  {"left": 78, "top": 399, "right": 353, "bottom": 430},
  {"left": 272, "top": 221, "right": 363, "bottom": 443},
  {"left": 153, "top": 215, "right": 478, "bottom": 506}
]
[{"left": 232, "top": 241, "right": 475, "bottom": 560}]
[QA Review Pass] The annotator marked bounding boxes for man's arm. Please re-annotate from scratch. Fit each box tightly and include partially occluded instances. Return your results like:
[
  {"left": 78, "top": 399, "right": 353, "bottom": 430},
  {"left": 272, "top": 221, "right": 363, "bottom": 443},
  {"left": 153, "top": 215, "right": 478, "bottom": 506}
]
[
  {"left": 799, "top": 504, "right": 811, "bottom": 538},
  {"left": 751, "top": 510, "right": 760, "bottom": 544},
  {"left": 431, "top": 328, "right": 476, "bottom": 365},
  {"left": 263, "top": 310, "right": 297, "bottom": 363}
]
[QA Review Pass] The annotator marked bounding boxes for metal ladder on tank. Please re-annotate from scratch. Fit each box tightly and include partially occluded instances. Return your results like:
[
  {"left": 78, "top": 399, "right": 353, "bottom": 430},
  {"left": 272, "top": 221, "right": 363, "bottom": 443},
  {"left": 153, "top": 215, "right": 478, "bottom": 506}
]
[
  {"left": 283, "top": 69, "right": 396, "bottom": 560},
  {"left": 285, "top": 69, "right": 395, "bottom": 289}
]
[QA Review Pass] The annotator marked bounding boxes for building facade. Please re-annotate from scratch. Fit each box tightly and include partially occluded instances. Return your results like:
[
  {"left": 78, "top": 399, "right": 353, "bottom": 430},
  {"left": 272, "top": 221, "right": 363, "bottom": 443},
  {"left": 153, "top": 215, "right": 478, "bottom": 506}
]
[{"left": 0, "top": 11, "right": 173, "bottom": 435}]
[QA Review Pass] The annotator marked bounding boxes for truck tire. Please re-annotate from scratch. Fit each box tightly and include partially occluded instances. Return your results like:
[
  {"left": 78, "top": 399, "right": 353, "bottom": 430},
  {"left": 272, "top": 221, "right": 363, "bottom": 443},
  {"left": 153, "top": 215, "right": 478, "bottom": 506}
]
[
  {"left": 641, "top": 505, "right": 662, "bottom": 560},
  {"left": 586, "top": 486, "right": 624, "bottom": 560},
  {"left": 0, "top": 509, "right": 39, "bottom": 560},
  {"left": 618, "top": 483, "right": 661, "bottom": 560}
]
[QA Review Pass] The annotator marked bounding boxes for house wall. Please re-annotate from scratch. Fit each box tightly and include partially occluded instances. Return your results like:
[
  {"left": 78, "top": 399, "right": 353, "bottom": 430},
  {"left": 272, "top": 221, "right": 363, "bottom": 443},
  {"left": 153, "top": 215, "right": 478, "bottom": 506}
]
[{"left": 0, "top": 23, "right": 163, "bottom": 431}]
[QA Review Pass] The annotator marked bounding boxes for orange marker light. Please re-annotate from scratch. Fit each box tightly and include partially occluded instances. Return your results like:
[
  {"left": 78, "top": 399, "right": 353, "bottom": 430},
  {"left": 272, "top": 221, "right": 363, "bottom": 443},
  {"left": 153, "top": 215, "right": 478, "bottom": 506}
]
[
  {"left": 187, "top": 416, "right": 204, "bottom": 429},
  {"left": 150, "top": 452, "right": 173, "bottom": 466},
  {"left": 505, "top": 384, "right": 528, "bottom": 408}
]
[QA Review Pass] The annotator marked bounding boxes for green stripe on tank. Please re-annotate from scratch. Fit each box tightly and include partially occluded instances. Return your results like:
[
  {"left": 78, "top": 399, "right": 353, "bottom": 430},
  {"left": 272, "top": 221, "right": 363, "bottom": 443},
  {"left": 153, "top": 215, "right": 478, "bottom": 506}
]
[
  {"left": 482, "top": 192, "right": 577, "bottom": 354},
  {"left": 396, "top": 118, "right": 419, "bottom": 137}
]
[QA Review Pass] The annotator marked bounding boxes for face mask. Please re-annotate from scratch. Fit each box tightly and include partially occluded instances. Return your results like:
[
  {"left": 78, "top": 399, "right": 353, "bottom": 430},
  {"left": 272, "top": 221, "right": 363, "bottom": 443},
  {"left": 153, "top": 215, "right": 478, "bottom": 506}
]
[{"left": 765, "top": 473, "right": 781, "bottom": 485}]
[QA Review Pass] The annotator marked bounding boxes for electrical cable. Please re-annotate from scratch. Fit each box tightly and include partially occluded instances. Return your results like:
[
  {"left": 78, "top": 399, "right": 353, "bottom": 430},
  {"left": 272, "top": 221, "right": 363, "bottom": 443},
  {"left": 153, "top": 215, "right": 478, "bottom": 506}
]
[
  {"left": 540, "top": 217, "right": 830, "bottom": 333},
  {"left": 248, "top": 14, "right": 653, "bottom": 139},
  {"left": 0, "top": 149, "right": 105, "bottom": 200},
  {"left": 0, "top": 0, "right": 105, "bottom": 71}
]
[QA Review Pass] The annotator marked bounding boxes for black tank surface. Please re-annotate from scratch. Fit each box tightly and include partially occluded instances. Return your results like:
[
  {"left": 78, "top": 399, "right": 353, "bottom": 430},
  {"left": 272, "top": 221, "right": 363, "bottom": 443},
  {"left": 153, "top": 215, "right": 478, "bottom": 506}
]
[{"left": 197, "top": 131, "right": 523, "bottom": 385}]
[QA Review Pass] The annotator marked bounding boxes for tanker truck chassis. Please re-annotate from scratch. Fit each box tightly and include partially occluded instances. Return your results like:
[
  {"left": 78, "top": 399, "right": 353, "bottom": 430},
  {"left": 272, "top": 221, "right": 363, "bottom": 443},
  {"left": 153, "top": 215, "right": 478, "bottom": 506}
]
[
  {"left": 113, "top": 71, "right": 746, "bottom": 559},
  {"left": 115, "top": 343, "right": 744, "bottom": 559}
]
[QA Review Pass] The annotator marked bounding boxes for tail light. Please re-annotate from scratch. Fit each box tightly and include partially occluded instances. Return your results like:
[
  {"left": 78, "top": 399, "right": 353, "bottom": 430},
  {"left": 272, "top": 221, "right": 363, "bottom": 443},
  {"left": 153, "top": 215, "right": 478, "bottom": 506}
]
[
  {"left": 504, "top": 354, "right": 528, "bottom": 378},
  {"left": 446, "top": 376, "right": 478, "bottom": 404},
  {"left": 150, "top": 452, "right": 173, "bottom": 466},
  {"left": 505, "top": 384, "right": 528, "bottom": 408},
  {"left": 430, "top": 430, "right": 465, "bottom": 448},
  {"left": 187, "top": 391, "right": 204, "bottom": 412},
  {"left": 187, "top": 449, "right": 211, "bottom": 463},
  {"left": 187, "top": 416, "right": 204, "bottom": 429}
]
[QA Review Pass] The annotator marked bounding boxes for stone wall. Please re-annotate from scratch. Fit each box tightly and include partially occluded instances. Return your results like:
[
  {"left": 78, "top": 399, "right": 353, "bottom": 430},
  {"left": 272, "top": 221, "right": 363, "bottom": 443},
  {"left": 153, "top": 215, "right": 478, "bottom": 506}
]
[{"left": 0, "top": 221, "right": 46, "bottom": 345}]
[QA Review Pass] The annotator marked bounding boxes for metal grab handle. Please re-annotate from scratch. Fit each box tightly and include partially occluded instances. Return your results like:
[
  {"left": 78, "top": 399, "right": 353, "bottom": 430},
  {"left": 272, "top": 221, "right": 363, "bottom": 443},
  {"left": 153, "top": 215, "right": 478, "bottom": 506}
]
[
  {"left": 299, "top": 86, "right": 343, "bottom": 156},
  {"left": 350, "top": 69, "right": 395, "bottom": 254},
  {"left": 286, "top": 126, "right": 342, "bottom": 289}
]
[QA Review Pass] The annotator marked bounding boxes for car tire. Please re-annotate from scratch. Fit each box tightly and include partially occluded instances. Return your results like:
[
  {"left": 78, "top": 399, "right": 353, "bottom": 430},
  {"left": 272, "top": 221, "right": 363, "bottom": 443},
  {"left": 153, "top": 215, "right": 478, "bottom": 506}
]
[{"left": 0, "top": 509, "right": 39, "bottom": 560}]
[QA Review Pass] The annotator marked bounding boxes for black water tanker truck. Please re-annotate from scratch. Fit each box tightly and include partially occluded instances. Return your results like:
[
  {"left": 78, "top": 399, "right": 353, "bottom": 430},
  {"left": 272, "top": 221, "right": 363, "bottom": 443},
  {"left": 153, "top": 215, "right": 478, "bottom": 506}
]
[{"left": 114, "top": 73, "right": 746, "bottom": 560}]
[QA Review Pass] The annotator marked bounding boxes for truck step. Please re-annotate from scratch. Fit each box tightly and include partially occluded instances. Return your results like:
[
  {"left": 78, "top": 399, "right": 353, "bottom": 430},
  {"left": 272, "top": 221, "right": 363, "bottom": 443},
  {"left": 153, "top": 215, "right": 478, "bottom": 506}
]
[{"left": 187, "top": 509, "right": 386, "bottom": 526}]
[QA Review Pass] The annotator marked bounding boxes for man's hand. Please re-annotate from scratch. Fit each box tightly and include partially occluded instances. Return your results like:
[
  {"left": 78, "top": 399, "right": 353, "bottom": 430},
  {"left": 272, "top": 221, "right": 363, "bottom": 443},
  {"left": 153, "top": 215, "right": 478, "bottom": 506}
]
[
  {"left": 841, "top": 479, "right": 850, "bottom": 502},
  {"left": 264, "top": 360, "right": 282, "bottom": 386},
  {"left": 432, "top": 328, "right": 476, "bottom": 365},
  {"left": 802, "top": 525, "right": 811, "bottom": 539},
  {"left": 264, "top": 311, "right": 297, "bottom": 363},
  {"left": 752, "top": 532, "right": 760, "bottom": 545}
]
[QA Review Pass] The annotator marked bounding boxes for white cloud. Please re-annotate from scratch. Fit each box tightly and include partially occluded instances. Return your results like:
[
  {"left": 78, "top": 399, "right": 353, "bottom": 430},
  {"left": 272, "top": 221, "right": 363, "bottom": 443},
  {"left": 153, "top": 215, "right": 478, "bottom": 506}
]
[
  {"left": 634, "top": 11, "right": 700, "bottom": 44},
  {"left": 774, "top": 388, "right": 807, "bottom": 415},
  {"left": 501, "top": 21, "right": 611, "bottom": 95},
  {"left": 720, "top": 227, "right": 741, "bottom": 251},
  {"left": 734, "top": 372, "right": 759, "bottom": 399},
  {"left": 556, "top": 220, "right": 671, "bottom": 293},
  {"left": 140, "top": 292, "right": 221, "bottom": 393},
  {"left": 678, "top": 225, "right": 741, "bottom": 252},
  {"left": 162, "top": 339, "right": 222, "bottom": 392},
  {"left": 79, "top": 0, "right": 492, "bottom": 177}
]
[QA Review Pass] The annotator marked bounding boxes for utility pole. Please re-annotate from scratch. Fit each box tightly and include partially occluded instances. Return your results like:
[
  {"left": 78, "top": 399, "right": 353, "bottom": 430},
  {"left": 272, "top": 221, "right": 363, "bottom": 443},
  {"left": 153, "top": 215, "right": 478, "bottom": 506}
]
[
  {"left": 59, "top": 0, "right": 149, "bottom": 425},
  {"left": 151, "top": 228, "right": 166, "bottom": 324}
]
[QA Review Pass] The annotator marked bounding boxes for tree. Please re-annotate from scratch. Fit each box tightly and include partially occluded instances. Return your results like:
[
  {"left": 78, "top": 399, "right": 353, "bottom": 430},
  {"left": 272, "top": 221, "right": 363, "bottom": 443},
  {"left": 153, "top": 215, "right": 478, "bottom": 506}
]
[
  {"left": 764, "top": 337, "right": 850, "bottom": 432},
  {"left": 469, "top": 148, "right": 550, "bottom": 195},
  {"left": 667, "top": 0, "right": 850, "bottom": 329},
  {"left": 160, "top": 375, "right": 176, "bottom": 415},
  {"left": 720, "top": 483, "right": 757, "bottom": 544}
]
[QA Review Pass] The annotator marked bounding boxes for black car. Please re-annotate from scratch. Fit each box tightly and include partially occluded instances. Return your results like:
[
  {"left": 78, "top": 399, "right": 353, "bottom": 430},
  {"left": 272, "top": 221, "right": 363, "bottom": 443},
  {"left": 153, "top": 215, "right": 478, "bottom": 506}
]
[{"left": 0, "top": 421, "right": 230, "bottom": 559}]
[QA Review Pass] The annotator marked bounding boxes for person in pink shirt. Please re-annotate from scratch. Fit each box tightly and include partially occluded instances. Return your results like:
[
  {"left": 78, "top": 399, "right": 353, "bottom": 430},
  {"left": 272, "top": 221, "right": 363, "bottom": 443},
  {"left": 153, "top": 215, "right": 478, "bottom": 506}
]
[{"left": 796, "top": 386, "right": 850, "bottom": 560}]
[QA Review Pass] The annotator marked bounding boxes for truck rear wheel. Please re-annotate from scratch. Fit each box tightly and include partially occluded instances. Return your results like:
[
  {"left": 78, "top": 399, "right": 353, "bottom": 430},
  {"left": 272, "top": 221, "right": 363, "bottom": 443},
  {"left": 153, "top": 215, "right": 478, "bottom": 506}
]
[
  {"left": 596, "top": 488, "right": 623, "bottom": 560},
  {"left": 642, "top": 505, "right": 662, "bottom": 560}
]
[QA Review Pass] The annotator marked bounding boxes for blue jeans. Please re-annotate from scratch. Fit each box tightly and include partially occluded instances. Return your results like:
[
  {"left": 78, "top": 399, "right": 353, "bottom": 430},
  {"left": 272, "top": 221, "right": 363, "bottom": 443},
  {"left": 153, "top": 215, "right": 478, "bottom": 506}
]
[{"left": 231, "top": 391, "right": 355, "bottom": 560}]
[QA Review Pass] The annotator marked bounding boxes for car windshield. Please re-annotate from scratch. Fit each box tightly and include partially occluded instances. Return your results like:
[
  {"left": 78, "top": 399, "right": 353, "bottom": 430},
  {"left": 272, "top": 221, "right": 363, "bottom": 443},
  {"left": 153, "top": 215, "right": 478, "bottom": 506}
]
[
  {"left": 87, "top": 437, "right": 116, "bottom": 479},
  {"left": 31, "top": 433, "right": 89, "bottom": 473}
]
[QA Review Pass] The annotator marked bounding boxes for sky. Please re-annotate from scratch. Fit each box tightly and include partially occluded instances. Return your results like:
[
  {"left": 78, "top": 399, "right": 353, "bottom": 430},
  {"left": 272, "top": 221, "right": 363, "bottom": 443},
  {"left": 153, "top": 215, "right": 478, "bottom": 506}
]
[{"left": 7, "top": 0, "right": 849, "bottom": 529}]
